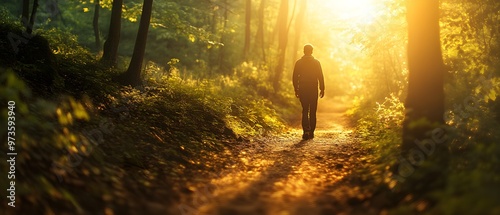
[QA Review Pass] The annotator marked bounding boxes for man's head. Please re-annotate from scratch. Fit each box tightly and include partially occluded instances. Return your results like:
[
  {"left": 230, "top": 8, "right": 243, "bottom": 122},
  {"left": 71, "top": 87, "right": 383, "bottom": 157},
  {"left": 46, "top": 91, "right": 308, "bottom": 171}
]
[{"left": 304, "top": 44, "right": 314, "bottom": 55}]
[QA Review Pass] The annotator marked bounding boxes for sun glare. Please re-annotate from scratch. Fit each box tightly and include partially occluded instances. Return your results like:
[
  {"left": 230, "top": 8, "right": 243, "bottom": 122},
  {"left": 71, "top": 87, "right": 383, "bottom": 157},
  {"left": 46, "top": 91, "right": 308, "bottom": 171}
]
[{"left": 315, "top": 0, "right": 379, "bottom": 25}]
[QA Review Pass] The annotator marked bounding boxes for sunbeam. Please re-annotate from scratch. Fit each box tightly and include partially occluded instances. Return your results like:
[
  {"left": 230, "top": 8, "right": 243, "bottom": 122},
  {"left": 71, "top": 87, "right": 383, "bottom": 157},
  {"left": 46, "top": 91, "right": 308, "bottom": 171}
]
[{"left": 314, "top": 0, "right": 379, "bottom": 25}]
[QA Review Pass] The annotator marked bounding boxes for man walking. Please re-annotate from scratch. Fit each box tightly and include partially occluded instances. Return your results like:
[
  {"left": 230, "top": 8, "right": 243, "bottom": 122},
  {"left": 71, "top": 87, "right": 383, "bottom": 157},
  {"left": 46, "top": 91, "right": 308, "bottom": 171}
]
[{"left": 293, "top": 44, "right": 325, "bottom": 140}]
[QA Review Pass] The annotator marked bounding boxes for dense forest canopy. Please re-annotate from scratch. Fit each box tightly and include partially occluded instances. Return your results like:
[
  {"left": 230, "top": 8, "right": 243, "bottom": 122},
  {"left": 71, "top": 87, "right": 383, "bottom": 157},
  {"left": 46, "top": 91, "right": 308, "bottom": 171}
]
[
  {"left": 1, "top": 0, "right": 499, "bottom": 214},
  {"left": 1, "top": 0, "right": 392, "bottom": 92}
]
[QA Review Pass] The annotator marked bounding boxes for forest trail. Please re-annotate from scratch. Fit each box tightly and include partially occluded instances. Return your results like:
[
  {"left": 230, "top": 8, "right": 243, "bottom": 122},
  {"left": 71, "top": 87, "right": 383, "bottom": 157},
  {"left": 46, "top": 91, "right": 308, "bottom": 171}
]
[{"left": 175, "top": 97, "right": 382, "bottom": 215}]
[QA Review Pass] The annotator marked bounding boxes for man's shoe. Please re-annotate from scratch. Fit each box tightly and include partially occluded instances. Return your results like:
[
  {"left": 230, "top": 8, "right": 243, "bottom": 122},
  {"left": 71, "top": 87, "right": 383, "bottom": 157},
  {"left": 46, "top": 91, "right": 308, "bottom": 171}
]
[
  {"left": 302, "top": 132, "right": 309, "bottom": 140},
  {"left": 309, "top": 133, "right": 314, "bottom": 139}
]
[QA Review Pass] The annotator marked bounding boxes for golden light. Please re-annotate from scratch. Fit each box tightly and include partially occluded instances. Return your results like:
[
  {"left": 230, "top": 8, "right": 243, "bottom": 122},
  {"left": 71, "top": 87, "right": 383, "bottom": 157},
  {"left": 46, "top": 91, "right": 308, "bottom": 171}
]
[{"left": 312, "top": 0, "right": 379, "bottom": 25}]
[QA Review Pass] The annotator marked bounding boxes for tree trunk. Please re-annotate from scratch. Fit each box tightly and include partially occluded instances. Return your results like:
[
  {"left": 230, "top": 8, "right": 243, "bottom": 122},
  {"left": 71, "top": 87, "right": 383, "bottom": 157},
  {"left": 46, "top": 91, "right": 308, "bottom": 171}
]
[
  {"left": 21, "top": 0, "right": 30, "bottom": 27},
  {"left": 292, "top": 0, "right": 307, "bottom": 63},
  {"left": 254, "top": 0, "right": 266, "bottom": 63},
  {"left": 402, "top": 0, "right": 445, "bottom": 154},
  {"left": 26, "top": 0, "right": 38, "bottom": 35},
  {"left": 47, "top": 0, "right": 66, "bottom": 25},
  {"left": 272, "top": 0, "right": 289, "bottom": 92},
  {"left": 101, "top": 0, "right": 123, "bottom": 66},
  {"left": 218, "top": 0, "right": 229, "bottom": 73},
  {"left": 243, "top": 0, "right": 251, "bottom": 60},
  {"left": 208, "top": 4, "right": 218, "bottom": 74},
  {"left": 93, "top": 0, "right": 101, "bottom": 51},
  {"left": 121, "top": 0, "right": 154, "bottom": 86}
]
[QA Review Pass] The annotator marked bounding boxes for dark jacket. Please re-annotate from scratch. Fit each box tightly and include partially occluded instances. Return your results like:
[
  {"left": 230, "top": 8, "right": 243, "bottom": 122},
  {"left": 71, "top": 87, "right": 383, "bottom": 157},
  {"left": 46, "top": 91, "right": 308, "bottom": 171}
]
[{"left": 292, "top": 55, "right": 325, "bottom": 95}]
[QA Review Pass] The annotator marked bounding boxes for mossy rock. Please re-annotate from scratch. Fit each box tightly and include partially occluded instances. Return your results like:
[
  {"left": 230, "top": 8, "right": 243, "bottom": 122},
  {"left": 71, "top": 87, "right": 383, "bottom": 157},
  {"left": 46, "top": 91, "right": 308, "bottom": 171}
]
[{"left": 0, "top": 23, "right": 60, "bottom": 95}]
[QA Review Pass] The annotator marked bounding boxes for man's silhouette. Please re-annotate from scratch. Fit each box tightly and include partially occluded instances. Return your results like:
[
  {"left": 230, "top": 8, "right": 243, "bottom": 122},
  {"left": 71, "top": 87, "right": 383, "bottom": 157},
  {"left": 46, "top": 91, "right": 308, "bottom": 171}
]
[{"left": 293, "top": 44, "right": 325, "bottom": 140}]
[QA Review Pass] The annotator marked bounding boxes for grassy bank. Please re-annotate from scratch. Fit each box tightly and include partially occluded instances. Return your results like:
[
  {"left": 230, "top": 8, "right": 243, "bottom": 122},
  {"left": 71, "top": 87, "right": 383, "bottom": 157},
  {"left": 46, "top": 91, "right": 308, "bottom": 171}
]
[
  {"left": 350, "top": 91, "right": 500, "bottom": 214},
  {"left": 0, "top": 12, "right": 297, "bottom": 214}
]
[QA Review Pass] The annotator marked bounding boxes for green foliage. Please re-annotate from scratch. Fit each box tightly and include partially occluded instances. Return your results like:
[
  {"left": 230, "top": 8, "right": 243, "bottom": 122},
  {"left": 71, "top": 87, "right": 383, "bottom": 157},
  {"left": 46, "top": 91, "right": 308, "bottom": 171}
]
[
  {"left": 0, "top": 69, "right": 98, "bottom": 214},
  {"left": 350, "top": 0, "right": 408, "bottom": 99},
  {"left": 0, "top": 6, "right": 18, "bottom": 26},
  {"left": 143, "top": 61, "right": 287, "bottom": 138},
  {"left": 350, "top": 0, "right": 500, "bottom": 214},
  {"left": 0, "top": 69, "right": 31, "bottom": 113},
  {"left": 39, "top": 28, "right": 90, "bottom": 59},
  {"left": 0, "top": 18, "right": 288, "bottom": 213},
  {"left": 0, "top": 12, "right": 118, "bottom": 100},
  {"left": 349, "top": 93, "right": 403, "bottom": 188},
  {"left": 354, "top": 94, "right": 404, "bottom": 138}
]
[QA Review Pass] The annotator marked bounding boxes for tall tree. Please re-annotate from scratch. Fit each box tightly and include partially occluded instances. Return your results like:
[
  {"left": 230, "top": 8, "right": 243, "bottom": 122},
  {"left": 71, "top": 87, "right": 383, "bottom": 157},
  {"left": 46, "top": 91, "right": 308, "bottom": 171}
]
[
  {"left": 292, "top": 0, "right": 307, "bottom": 63},
  {"left": 121, "top": 0, "right": 154, "bottom": 86},
  {"left": 243, "top": 0, "right": 251, "bottom": 60},
  {"left": 208, "top": 3, "right": 219, "bottom": 73},
  {"left": 272, "top": 0, "right": 289, "bottom": 92},
  {"left": 45, "top": 0, "right": 64, "bottom": 24},
  {"left": 21, "top": 0, "right": 30, "bottom": 27},
  {"left": 93, "top": 0, "right": 101, "bottom": 51},
  {"left": 402, "top": 0, "right": 445, "bottom": 153},
  {"left": 254, "top": 0, "right": 266, "bottom": 63},
  {"left": 26, "top": 0, "right": 39, "bottom": 35},
  {"left": 101, "top": 0, "right": 123, "bottom": 66},
  {"left": 218, "top": 0, "right": 229, "bottom": 73}
]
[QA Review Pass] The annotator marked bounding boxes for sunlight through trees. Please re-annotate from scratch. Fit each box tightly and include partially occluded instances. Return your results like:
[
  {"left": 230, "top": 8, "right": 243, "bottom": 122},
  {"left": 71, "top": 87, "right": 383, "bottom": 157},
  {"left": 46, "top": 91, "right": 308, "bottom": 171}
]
[{"left": 1, "top": 0, "right": 499, "bottom": 214}]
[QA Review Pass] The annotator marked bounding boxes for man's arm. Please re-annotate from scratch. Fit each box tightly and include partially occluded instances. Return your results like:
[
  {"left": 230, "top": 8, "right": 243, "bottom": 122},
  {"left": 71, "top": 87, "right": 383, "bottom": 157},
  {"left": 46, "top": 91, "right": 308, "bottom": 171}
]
[
  {"left": 292, "top": 61, "right": 300, "bottom": 97},
  {"left": 318, "top": 61, "right": 325, "bottom": 98}
]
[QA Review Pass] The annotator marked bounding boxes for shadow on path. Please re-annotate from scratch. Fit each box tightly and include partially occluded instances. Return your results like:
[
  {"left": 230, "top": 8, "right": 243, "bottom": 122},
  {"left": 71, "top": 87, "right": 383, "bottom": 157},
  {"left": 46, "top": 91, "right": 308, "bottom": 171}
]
[
  {"left": 208, "top": 140, "right": 309, "bottom": 215},
  {"left": 174, "top": 96, "right": 384, "bottom": 215}
]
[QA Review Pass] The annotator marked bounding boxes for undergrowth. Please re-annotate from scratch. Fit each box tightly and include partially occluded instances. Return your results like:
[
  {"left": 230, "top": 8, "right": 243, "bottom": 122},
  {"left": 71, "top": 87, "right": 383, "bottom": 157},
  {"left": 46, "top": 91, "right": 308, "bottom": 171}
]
[
  {"left": 350, "top": 83, "right": 500, "bottom": 214},
  {"left": 0, "top": 10, "right": 291, "bottom": 214}
]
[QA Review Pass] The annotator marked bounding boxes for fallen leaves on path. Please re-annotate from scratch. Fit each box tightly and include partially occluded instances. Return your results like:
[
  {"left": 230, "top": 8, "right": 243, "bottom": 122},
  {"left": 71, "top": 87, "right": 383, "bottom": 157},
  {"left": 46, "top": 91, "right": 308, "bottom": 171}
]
[{"left": 175, "top": 101, "right": 383, "bottom": 215}]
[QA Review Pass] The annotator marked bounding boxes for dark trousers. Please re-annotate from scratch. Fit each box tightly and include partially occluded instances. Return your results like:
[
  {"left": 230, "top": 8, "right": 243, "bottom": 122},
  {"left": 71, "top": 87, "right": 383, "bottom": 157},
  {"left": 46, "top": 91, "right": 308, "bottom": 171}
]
[{"left": 300, "top": 92, "right": 318, "bottom": 134}]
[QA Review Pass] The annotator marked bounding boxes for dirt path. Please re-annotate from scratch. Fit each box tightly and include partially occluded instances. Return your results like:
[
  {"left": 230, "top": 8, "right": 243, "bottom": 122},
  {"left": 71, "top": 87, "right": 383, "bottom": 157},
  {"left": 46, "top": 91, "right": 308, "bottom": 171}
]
[{"left": 174, "top": 97, "right": 381, "bottom": 215}]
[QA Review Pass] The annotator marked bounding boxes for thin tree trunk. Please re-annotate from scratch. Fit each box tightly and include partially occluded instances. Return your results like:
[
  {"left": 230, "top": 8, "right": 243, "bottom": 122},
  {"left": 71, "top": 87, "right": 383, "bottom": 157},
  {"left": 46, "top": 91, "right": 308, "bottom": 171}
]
[
  {"left": 286, "top": 0, "right": 298, "bottom": 34},
  {"left": 292, "top": 0, "right": 307, "bottom": 63},
  {"left": 208, "top": 4, "right": 218, "bottom": 74},
  {"left": 93, "top": 0, "right": 101, "bottom": 51},
  {"left": 243, "top": 0, "right": 251, "bottom": 60},
  {"left": 218, "top": 0, "right": 228, "bottom": 73},
  {"left": 122, "top": 0, "right": 154, "bottom": 86},
  {"left": 26, "top": 0, "right": 38, "bottom": 35},
  {"left": 254, "top": 0, "right": 266, "bottom": 63},
  {"left": 101, "top": 0, "right": 123, "bottom": 66},
  {"left": 21, "top": 0, "right": 30, "bottom": 27},
  {"left": 49, "top": 0, "right": 66, "bottom": 25},
  {"left": 272, "top": 0, "right": 289, "bottom": 92}
]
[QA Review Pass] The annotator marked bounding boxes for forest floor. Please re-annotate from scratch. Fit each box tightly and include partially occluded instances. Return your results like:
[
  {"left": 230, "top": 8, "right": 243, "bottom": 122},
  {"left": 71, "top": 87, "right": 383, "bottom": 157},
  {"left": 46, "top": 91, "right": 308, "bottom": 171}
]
[{"left": 171, "top": 98, "right": 388, "bottom": 215}]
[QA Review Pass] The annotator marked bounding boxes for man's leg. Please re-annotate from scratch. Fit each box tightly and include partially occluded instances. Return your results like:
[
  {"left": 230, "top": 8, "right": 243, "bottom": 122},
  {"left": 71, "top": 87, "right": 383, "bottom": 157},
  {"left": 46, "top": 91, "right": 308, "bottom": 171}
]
[
  {"left": 300, "top": 97, "right": 311, "bottom": 139},
  {"left": 309, "top": 95, "right": 319, "bottom": 138}
]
